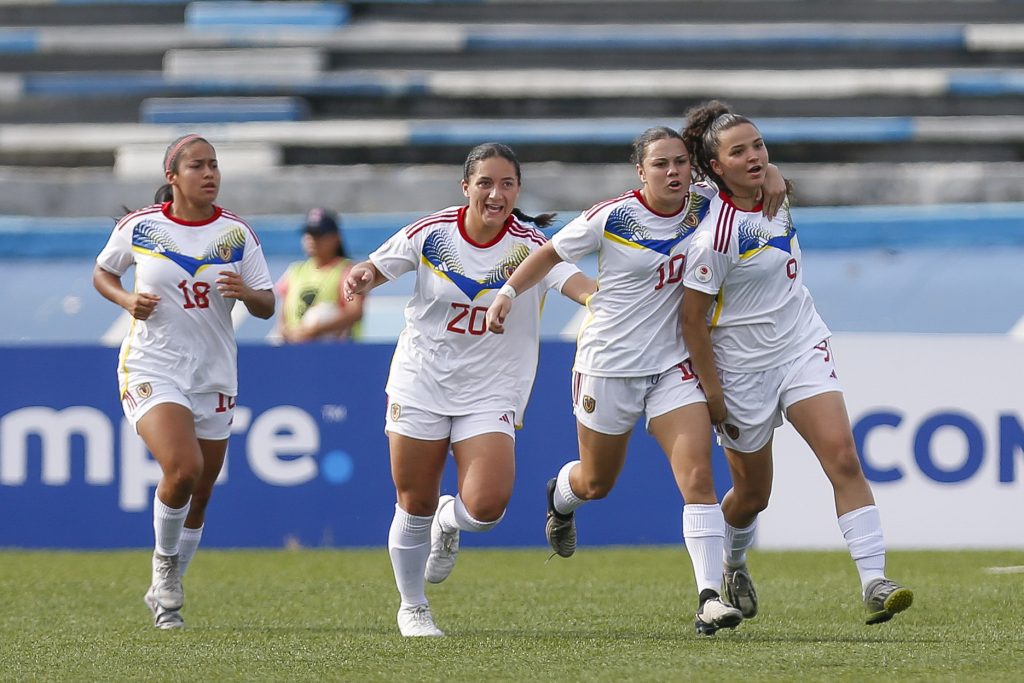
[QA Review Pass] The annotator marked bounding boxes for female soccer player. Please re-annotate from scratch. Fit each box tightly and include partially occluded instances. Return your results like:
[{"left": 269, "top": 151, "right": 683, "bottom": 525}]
[
  {"left": 93, "top": 134, "right": 275, "bottom": 629},
  {"left": 680, "top": 100, "right": 913, "bottom": 625},
  {"left": 485, "top": 126, "right": 785, "bottom": 636},
  {"left": 344, "top": 142, "right": 594, "bottom": 637}
]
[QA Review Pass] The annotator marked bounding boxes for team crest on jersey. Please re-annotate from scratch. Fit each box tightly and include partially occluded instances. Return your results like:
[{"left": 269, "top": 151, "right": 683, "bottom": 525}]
[
  {"left": 694, "top": 264, "right": 713, "bottom": 283},
  {"left": 218, "top": 243, "right": 233, "bottom": 262},
  {"left": 136, "top": 382, "right": 152, "bottom": 399},
  {"left": 582, "top": 395, "right": 596, "bottom": 413},
  {"left": 390, "top": 403, "right": 401, "bottom": 421},
  {"left": 421, "top": 231, "right": 530, "bottom": 301}
]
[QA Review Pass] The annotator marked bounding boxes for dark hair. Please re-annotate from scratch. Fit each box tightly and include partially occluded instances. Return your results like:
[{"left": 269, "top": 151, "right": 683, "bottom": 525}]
[
  {"left": 462, "top": 142, "right": 556, "bottom": 229},
  {"left": 682, "top": 100, "right": 757, "bottom": 195},
  {"left": 154, "top": 133, "right": 212, "bottom": 205},
  {"left": 630, "top": 126, "right": 686, "bottom": 167},
  {"left": 153, "top": 185, "right": 173, "bottom": 204}
]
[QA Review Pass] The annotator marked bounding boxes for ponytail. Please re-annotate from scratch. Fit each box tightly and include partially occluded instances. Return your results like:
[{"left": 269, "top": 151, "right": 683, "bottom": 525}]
[{"left": 512, "top": 208, "right": 557, "bottom": 229}]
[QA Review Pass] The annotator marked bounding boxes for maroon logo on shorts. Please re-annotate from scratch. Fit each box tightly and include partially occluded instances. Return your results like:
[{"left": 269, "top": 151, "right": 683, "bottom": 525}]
[
  {"left": 582, "top": 395, "right": 596, "bottom": 413},
  {"left": 136, "top": 382, "right": 152, "bottom": 399},
  {"left": 390, "top": 403, "right": 401, "bottom": 421}
]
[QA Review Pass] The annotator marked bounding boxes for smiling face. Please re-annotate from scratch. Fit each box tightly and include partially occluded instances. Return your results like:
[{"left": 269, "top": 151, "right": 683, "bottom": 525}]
[
  {"left": 462, "top": 155, "right": 521, "bottom": 234},
  {"left": 709, "top": 122, "right": 769, "bottom": 199},
  {"left": 167, "top": 140, "right": 220, "bottom": 210},
  {"left": 636, "top": 136, "right": 691, "bottom": 214}
]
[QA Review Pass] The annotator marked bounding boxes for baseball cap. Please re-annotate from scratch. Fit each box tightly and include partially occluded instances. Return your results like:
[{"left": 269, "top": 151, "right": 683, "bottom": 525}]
[{"left": 303, "top": 208, "right": 340, "bottom": 236}]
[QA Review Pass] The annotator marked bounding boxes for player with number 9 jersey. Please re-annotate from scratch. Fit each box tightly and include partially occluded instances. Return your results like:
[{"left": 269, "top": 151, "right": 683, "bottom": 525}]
[{"left": 681, "top": 100, "right": 913, "bottom": 628}]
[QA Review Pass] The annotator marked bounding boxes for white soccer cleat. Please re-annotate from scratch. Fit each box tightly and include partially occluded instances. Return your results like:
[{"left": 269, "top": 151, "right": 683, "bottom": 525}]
[
  {"left": 694, "top": 595, "right": 743, "bottom": 636},
  {"left": 144, "top": 586, "right": 185, "bottom": 630},
  {"left": 397, "top": 604, "right": 445, "bottom": 637},
  {"left": 151, "top": 552, "right": 184, "bottom": 610},
  {"left": 425, "top": 495, "right": 460, "bottom": 584}
]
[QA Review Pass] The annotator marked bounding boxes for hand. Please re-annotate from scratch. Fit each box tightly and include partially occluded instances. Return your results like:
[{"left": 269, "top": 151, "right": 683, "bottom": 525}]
[
  {"left": 761, "top": 164, "right": 787, "bottom": 220},
  {"left": 216, "top": 270, "right": 251, "bottom": 301},
  {"left": 485, "top": 295, "right": 512, "bottom": 334},
  {"left": 705, "top": 392, "right": 728, "bottom": 428},
  {"left": 281, "top": 326, "right": 315, "bottom": 344},
  {"left": 344, "top": 265, "right": 375, "bottom": 301},
  {"left": 125, "top": 292, "right": 160, "bottom": 320}
]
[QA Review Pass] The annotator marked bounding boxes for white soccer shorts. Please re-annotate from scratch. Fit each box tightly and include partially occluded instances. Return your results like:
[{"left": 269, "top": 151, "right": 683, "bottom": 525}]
[
  {"left": 121, "top": 377, "right": 236, "bottom": 440},
  {"left": 384, "top": 398, "right": 516, "bottom": 444},
  {"left": 571, "top": 361, "right": 706, "bottom": 436},
  {"left": 717, "top": 338, "right": 844, "bottom": 453}
]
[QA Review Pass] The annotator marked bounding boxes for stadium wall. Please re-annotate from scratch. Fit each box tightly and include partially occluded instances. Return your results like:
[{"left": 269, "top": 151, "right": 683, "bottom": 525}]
[{"left": 0, "top": 337, "right": 1021, "bottom": 550}]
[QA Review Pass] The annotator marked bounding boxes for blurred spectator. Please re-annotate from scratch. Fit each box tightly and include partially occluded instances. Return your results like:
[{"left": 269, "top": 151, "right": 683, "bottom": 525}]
[{"left": 274, "top": 208, "right": 364, "bottom": 343}]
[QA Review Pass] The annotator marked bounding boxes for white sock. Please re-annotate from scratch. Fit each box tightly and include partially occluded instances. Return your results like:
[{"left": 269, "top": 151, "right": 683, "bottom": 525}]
[
  {"left": 838, "top": 505, "right": 887, "bottom": 592},
  {"left": 388, "top": 504, "right": 432, "bottom": 607},
  {"left": 723, "top": 518, "right": 758, "bottom": 569},
  {"left": 554, "top": 460, "right": 584, "bottom": 515},
  {"left": 178, "top": 525, "right": 204, "bottom": 578},
  {"left": 153, "top": 492, "right": 190, "bottom": 557},
  {"left": 683, "top": 503, "right": 726, "bottom": 595},
  {"left": 440, "top": 494, "right": 504, "bottom": 533}
]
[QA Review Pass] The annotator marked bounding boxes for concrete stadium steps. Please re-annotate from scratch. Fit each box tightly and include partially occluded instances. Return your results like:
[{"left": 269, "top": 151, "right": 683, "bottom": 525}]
[
  {"left": 4, "top": 115, "right": 1024, "bottom": 167},
  {"left": 2, "top": 0, "right": 1021, "bottom": 27}
]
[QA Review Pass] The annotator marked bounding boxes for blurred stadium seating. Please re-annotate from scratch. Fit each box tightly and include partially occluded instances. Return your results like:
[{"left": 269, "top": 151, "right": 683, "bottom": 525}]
[{"left": 1, "top": 0, "right": 1024, "bottom": 342}]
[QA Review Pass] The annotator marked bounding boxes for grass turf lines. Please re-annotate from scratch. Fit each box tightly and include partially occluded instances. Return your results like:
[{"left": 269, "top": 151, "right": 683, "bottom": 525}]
[{"left": 1, "top": 548, "right": 1021, "bottom": 681}]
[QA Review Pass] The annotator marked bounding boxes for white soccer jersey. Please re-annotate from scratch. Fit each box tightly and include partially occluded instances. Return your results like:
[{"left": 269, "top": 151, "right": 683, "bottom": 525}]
[
  {"left": 370, "top": 206, "right": 579, "bottom": 424},
  {"left": 551, "top": 185, "right": 715, "bottom": 377},
  {"left": 683, "top": 192, "right": 830, "bottom": 372},
  {"left": 96, "top": 203, "right": 273, "bottom": 395}
]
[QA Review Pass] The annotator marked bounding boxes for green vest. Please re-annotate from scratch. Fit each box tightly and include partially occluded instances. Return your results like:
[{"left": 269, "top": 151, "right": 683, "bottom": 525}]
[{"left": 282, "top": 258, "right": 361, "bottom": 338}]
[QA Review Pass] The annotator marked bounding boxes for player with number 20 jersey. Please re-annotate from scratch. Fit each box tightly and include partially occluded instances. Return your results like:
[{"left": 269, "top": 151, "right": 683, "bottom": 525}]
[{"left": 371, "top": 205, "right": 578, "bottom": 427}]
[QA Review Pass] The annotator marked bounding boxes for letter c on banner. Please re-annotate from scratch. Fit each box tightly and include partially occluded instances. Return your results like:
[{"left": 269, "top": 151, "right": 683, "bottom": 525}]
[{"left": 852, "top": 411, "right": 903, "bottom": 482}]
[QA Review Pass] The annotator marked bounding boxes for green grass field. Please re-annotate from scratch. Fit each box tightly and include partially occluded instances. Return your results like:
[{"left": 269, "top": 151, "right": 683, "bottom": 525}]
[{"left": 1, "top": 547, "right": 1021, "bottom": 681}]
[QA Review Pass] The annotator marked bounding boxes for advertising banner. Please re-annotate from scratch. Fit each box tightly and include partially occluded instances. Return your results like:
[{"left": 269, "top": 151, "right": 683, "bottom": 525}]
[{"left": 1, "top": 335, "right": 1021, "bottom": 549}]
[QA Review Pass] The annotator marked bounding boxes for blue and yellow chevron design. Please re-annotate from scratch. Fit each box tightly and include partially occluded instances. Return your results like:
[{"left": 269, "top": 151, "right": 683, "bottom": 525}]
[
  {"left": 131, "top": 221, "right": 245, "bottom": 276},
  {"left": 421, "top": 231, "right": 530, "bottom": 301}
]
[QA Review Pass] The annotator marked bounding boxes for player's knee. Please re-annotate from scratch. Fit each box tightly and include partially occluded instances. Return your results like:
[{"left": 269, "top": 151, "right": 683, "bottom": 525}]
[
  {"left": 577, "top": 475, "right": 614, "bottom": 500},
  {"left": 461, "top": 497, "right": 507, "bottom": 525},
  {"left": 825, "top": 439, "right": 865, "bottom": 485},
  {"left": 163, "top": 457, "right": 203, "bottom": 493},
  {"left": 679, "top": 466, "right": 715, "bottom": 500}
]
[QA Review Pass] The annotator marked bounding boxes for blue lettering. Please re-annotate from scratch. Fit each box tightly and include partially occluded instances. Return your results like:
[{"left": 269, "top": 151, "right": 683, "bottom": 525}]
[
  {"left": 998, "top": 414, "right": 1024, "bottom": 483},
  {"left": 852, "top": 411, "right": 903, "bottom": 483},
  {"left": 913, "top": 412, "right": 983, "bottom": 483}
]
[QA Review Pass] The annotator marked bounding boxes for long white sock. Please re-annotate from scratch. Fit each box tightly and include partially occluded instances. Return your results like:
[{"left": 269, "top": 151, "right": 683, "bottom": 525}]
[
  {"left": 178, "top": 525, "right": 204, "bottom": 578},
  {"left": 723, "top": 518, "right": 758, "bottom": 569},
  {"left": 683, "top": 503, "right": 726, "bottom": 595},
  {"left": 153, "top": 492, "right": 190, "bottom": 557},
  {"left": 838, "top": 505, "right": 886, "bottom": 593},
  {"left": 388, "top": 504, "right": 432, "bottom": 607},
  {"left": 554, "top": 460, "right": 585, "bottom": 515},
  {"left": 439, "top": 494, "right": 504, "bottom": 534}
]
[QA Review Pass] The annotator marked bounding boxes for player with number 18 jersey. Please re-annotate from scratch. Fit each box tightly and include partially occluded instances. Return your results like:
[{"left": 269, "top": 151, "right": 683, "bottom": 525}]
[{"left": 96, "top": 202, "right": 273, "bottom": 397}]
